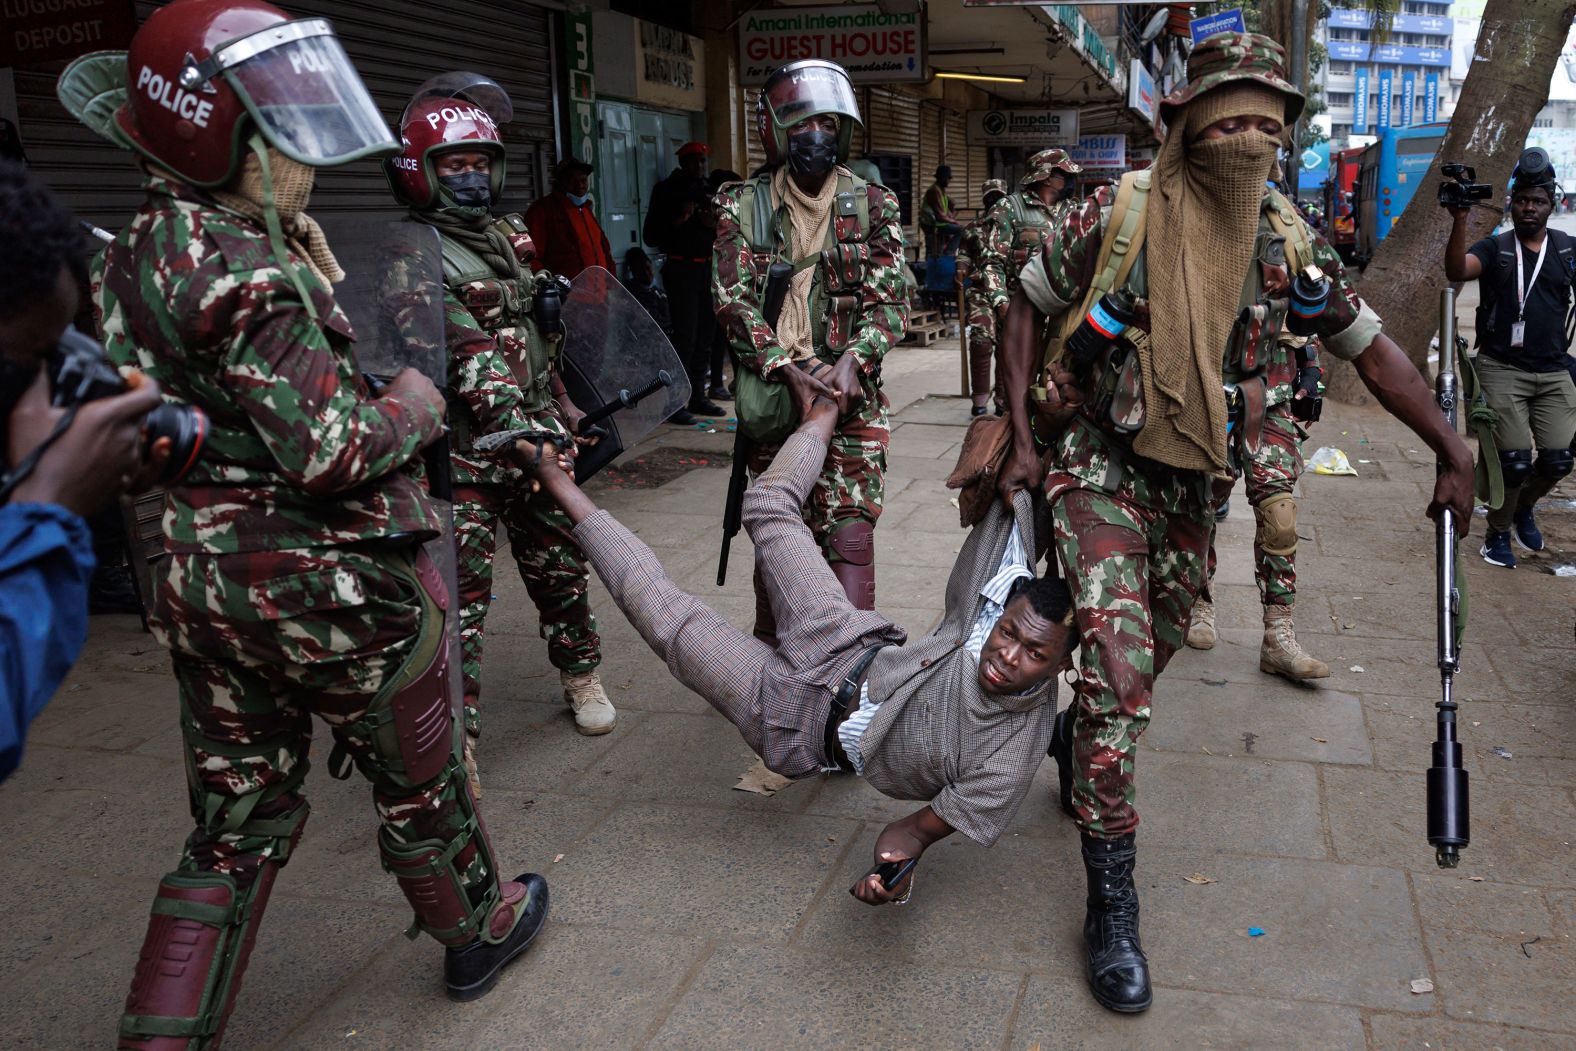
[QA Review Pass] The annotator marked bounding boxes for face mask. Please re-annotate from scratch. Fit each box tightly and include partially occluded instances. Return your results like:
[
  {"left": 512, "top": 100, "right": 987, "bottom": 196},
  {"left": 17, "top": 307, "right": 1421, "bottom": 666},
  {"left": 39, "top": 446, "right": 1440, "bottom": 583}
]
[
  {"left": 567, "top": 191, "right": 592, "bottom": 206},
  {"left": 438, "top": 171, "right": 492, "bottom": 208},
  {"left": 787, "top": 128, "right": 838, "bottom": 178}
]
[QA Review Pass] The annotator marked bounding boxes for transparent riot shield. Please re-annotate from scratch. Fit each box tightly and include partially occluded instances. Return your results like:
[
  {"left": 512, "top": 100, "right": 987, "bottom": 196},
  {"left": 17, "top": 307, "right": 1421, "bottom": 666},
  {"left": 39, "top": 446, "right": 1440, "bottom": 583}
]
[
  {"left": 323, "top": 217, "right": 463, "bottom": 714},
  {"left": 558, "top": 265, "right": 691, "bottom": 481}
]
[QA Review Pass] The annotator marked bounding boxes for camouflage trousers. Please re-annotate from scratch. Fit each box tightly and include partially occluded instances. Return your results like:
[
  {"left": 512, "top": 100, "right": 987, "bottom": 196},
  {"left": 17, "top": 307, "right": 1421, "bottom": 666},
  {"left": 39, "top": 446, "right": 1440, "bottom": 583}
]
[
  {"left": 150, "top": 544, "right": 492, "bottom": 895},
  {"left": 454, "top": 482, "right": 601, "bottom": 740},
  {"left": 1202, "top": 407, "right": 1304, "bottom": 607},
  {"left": 964, "top": 288, "right": 999, "bottom": 402},
  {"left": 746, "top": 387, "right": 890, "bottom": 554},
  {"left": 1051, "top": 487, "right": 1213, "bottom": 838}
]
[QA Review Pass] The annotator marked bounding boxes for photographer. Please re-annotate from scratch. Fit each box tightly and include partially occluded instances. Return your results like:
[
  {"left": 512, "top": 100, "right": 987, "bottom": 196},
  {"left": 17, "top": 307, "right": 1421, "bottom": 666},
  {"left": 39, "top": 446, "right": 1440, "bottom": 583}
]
[
  {"left": 0, "top": 160, "right": 168, "bottom": 781},
  {"left": 1444, "top": 149, "right": 1576, "bottom": 567}
]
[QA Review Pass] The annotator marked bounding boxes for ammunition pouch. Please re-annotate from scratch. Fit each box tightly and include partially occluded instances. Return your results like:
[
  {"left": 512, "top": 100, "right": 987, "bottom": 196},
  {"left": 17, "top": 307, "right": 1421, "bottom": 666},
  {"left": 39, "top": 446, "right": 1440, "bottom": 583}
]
[
  {"left": 1224, "top": 379, "right": 1268, "bottom": 472},
  {"left": 822, "top": 242, "right": 869, "bottom": 291}
]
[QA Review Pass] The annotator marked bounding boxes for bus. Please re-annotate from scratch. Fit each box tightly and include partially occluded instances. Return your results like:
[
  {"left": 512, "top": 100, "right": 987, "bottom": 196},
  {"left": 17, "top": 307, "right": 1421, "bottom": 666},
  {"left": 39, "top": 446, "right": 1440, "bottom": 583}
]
[
  {"left": 1322, "top": 146, "right": 1363, "bottom": 264},
  {"left": 1355, "top": 124, "right": 1447, "bottom": 266}
]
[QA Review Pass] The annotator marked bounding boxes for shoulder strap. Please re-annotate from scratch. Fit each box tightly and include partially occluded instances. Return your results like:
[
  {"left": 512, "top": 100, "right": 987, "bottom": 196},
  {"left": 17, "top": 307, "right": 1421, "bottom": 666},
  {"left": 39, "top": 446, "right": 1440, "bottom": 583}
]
[
  {"left": 1263, "top": 187, "right": 1314, "bottom": 271},
  {"left": 438, "top": 234, "right": 492, "bottom": 286},
  {"left": 737, "top": 174, "right": 777, "bottom": 256},
  {"left": 1082, "top": 170, "right": 1151, "bottom": 310},
  {"left": 1007, "top": 193, "right": 1025, "bottom": 226}
]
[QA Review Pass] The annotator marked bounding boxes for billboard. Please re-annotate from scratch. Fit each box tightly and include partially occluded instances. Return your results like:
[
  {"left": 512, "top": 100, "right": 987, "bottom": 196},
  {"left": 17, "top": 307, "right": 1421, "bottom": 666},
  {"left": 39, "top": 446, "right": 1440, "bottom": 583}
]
[
  {"left": 737, "top": 4, "right": 924, "bottom": 85},
  {"left": 966, "top": 108, "right": 1080, "bottom": 147}
]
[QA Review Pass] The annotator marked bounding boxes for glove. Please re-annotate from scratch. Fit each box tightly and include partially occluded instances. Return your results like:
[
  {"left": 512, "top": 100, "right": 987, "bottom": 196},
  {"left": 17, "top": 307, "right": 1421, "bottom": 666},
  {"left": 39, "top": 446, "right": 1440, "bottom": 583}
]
[{"left": 1290, "top": 366, "right": 1323, "bottom": 423}]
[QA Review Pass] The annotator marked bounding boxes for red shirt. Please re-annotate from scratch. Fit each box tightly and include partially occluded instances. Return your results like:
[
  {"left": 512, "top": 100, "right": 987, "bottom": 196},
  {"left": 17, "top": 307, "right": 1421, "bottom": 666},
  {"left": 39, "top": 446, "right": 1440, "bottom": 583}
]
[{"left": 522, "top": 192, "right": 615, "bottom": 277}]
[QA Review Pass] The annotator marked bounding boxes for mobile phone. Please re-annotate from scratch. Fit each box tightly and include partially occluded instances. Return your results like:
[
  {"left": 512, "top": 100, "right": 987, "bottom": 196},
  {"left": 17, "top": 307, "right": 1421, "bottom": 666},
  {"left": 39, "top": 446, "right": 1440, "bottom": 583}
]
[{"left": 850, "top": 857, "right": 917, "bottom": 898}]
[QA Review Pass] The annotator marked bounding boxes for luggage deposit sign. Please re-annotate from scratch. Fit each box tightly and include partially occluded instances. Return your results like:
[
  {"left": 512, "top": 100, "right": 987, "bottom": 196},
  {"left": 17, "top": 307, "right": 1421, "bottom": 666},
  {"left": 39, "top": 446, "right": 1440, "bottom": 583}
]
[{"left": 738, "top": 4, "right": 925, "bottom": 85}]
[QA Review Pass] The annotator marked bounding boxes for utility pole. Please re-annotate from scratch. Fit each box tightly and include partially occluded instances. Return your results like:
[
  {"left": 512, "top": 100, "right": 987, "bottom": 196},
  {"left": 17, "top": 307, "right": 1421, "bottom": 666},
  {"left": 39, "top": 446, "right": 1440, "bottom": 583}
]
[{"left": 1287, "top": 0, "right": 1308, "bottom": 198}]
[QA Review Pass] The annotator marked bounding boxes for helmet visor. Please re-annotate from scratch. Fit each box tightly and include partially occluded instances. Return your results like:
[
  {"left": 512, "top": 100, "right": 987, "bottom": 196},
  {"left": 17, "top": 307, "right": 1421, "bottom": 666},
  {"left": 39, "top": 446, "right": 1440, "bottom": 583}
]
[
  {"left": 764, "top": 64, "right": 860, "bottom": 132},
  {"left": 405, "top": 72, "right": 514, "bottom": 126},
  {"left": 220, "top": 21, "right": 396, "bottom": 166}
]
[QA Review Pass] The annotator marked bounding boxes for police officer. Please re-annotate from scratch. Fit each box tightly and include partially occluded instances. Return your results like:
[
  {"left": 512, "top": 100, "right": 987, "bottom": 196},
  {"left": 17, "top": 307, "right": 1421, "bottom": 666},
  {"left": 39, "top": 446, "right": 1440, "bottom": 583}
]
[
  {"left": 995, "top": 34, "right": 1473, "bottom": 1014},
  {"left": 63, "top": 5, "right": 546, "bottom": 1042},
  {"left": 981, "top": 149, "right": 1083, "bottom": 328},
  {"left": 386, "top": 74, "right": 617, "bottom": 790},
  {"left": 646, "top": 142, "right": 727, "bottom": 423},
  {"left": 713, "top": 60, "right": 909, "bottom": 631},
  {"left": 958, "top": 178, "right": 1010, "bottom": 416}
]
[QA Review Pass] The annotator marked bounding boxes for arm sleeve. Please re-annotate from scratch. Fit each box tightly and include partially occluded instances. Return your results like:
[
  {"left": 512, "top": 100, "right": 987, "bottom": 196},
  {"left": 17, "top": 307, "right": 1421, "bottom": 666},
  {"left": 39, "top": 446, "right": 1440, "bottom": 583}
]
[
  {"left": 0, "top": 503, "right": 94, "bottom": 781},
  {"left": 444, "top": 287, "right": 534, "bottom": 443},
  {"left": 980, "top": 200, "right": 1012, "bottom": 310},
  {"left": 712, "top": 185, "right": 791, "bottom": 378},
  {"left": 843, "top": 185, "right": 911, "bottom": 375},
  {"left": 1019, "top": 192, "right": 1107, "bottom": 320},
  {"left": 1467, "top": 235, "right": 1498, "bottom": 274},
  {"left": 929, "top": 719, "right": 1051, "bottom": 847},
  {"left": 222, "top": 284, "right": 445, "bottom": 498},
  {"left": 1303, "top": 222, "right": 1384, "bottom": 362}
]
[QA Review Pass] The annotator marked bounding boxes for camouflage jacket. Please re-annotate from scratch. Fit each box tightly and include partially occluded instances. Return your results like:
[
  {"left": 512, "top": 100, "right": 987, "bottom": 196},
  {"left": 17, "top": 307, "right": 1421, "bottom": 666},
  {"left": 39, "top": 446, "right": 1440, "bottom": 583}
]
[
  {"left": 1026, "top": 185, "right": 1381, "bottom": 503},
  {"left": 957, "top": 212, "right": 993, "bottom": 286},
  {"left": 432, "top": 218, "right": 564, "bottom": 486},
  {"left": 711, "top": 172, "right": 909, "bottom": 382},
  {"left": 980, "top": 192, "right": 1060, "bottom": 311},
  {"left": 93, "top": 174, "right": 444, "bottom": 554}
]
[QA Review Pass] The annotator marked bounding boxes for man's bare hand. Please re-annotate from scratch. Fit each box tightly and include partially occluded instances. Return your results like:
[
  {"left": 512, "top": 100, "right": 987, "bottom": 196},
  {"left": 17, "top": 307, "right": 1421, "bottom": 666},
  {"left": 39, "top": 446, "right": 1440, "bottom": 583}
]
[
  {"left": 511, "top": 437, "right": 575, "bottom": 493},
  {"left": 851, "top": 823, "right": 926, "bottom": 906},
  {"left": 1430, "top": 448, "right": 1476, "bottom": 536},
  {"left": 828, "top": 353, "right": 863, "bottom": 417},
  {"left": 779, "top": 363, "right": 838, "bottom": 420},
  {"left": 384, "top": 367, "right": 444, "bottom": 425}
]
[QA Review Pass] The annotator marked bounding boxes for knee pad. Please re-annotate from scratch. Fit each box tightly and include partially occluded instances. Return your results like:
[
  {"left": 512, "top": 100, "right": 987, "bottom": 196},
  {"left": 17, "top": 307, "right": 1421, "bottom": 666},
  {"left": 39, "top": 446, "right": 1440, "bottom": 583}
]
[
  {"left": 1254, "top": 493, "right": 1299, "bottom": 557},
  {"left": 378, "top": 766, "right": 511, "bottom": 947},
  {"left": 825, "top": 520, "right": 875, "bottom": 566},
  {"left": 1500, "top": 448, "right": 1534, "bottom": 488},
  {"left": 1534, "top": 447, "right": 1574, "bottom": 480},
  {"left": 120, "top": 803, "right": 308, "bottom": 1049}
]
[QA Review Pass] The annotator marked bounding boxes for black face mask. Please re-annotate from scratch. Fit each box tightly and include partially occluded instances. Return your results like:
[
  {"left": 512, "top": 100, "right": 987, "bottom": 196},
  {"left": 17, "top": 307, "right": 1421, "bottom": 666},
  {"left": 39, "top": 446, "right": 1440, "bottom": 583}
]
[
  {"left": 787, "top": 128, "right": 838, "bottom": 178},
  {"left": 438, "top": 171, "right": 492, "bottom": 208}
]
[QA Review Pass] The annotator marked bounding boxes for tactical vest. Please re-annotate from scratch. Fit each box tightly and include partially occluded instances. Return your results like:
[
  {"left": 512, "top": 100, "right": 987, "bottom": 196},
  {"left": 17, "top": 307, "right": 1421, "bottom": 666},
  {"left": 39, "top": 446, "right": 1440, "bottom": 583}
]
[
  {"left": 1040, "top": 170, "right": 1315, "bottom": 462},
  {"left": 439, "top": 213, "right": 561, "bottom": 420},
  {"left": 1002, "top": 191, "right": 1055, "bottom": 288},
  {"left": 1473, "top": 227, "right": 1576, "bottom": 351},
  {"left": 736, "top": 170, "right": 872, "bottom": 358}
]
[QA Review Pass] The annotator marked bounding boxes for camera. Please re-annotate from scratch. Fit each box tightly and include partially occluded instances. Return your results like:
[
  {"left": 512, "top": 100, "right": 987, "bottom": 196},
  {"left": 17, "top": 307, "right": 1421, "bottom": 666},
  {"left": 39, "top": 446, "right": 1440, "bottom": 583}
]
[
  {"left": 1512, "top": 147, "right": 1556, "bottom": 186},
  {"left": 48, "top": 327, "right": 206, "bottom": 483},
  {"left": 1437, "top": 163, "right": 1493, "bottom": 208}
]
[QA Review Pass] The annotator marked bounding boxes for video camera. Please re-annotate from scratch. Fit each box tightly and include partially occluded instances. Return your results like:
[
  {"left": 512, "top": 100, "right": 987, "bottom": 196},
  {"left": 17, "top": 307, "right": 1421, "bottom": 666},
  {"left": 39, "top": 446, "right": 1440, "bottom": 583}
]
[
  {"left": 48, "top": 327, "right": 206, "bottom": 484},
  {"left": 1512, "top": 146, "right": 1557, "bottom": 187},
  {"left": 1437, "top": 163, "right": 1493, "bottom": 208}
]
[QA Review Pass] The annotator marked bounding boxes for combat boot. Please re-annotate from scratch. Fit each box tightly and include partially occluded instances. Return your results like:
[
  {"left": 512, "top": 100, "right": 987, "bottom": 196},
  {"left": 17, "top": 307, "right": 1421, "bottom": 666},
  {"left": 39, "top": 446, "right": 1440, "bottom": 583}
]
[
  {"left": 1047, "top": 706, "right": 1076, "bottom": 819},
  {"left": 1259, "top": 605, "right": 1330, "bottom": 680},
  {"left": 1184, "top": 599, "right": 1217, "bottom": 650},
  {"left": 1081, "top": 832, "right": 1151, "bottom": 1013},
  {"left": 561, "top": 670, "right": 616, "bottom": 735}
]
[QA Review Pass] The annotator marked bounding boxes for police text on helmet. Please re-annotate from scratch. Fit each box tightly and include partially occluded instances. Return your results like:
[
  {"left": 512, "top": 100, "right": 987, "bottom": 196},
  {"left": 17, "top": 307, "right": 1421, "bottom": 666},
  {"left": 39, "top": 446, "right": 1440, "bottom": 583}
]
[{"left": 136, "top": 65, "right": 213, "bottom": 128}]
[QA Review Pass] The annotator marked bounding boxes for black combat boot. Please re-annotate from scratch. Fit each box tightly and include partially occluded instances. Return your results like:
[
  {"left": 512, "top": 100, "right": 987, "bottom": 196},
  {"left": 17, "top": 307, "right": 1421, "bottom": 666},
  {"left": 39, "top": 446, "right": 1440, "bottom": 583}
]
[
  {"left": 1047, "top": 706, "right": 1076, "bottom": 819},
  {"left": 1081, "top": 832, "right": 1152, "bottom": 1013}
]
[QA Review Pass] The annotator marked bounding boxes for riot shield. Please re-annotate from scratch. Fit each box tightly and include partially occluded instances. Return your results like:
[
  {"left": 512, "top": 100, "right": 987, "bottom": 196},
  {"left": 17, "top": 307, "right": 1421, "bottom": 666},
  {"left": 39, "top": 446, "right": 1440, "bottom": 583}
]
[
  {"left": 323, "top": 217, "right": 464, "bottom": 715},
  {"left": 558, "top": 265, "right": 691, "bottom": 481}
]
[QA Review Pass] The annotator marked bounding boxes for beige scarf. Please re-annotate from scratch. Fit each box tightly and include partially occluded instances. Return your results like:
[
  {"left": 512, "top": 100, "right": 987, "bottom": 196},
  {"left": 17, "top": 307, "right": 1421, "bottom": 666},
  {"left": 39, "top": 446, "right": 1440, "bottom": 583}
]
[
  {"left": 1136, "top": 85, "right": 1282, "bottom": 471},
  {"left": 771, "top": 164, "right": 844, "bottom": 361},
  {"left": 212, "top": 147, "right": 344, "bottom": 285}
]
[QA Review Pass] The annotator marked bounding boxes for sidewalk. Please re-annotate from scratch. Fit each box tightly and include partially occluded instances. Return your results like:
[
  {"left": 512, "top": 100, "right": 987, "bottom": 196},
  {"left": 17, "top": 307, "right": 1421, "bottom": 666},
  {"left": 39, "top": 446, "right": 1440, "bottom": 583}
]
[{"left": 1, "top": 341, "right": 1572, "bottom": 1050}]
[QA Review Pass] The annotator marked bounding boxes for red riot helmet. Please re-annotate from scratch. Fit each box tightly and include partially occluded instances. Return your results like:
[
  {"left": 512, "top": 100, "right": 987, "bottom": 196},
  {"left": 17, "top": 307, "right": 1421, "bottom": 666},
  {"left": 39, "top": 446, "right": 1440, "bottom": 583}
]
[
  {"left": 756, "top": 60, "right": 861, "bottom": 168},
  {"left": 385, "top": 73, "right": 513, "bottom": 209},
  {"left": 99, "top": 0, "right": 395, "bottom": 186}
]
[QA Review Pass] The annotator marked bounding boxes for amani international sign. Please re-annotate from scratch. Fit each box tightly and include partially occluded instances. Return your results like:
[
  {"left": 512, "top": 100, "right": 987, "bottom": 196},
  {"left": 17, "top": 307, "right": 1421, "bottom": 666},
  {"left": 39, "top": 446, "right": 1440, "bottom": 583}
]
[
  {"left": 738, "top": 4, "right": 925, "bottom": 85},
  {"left": 967, "top": 108, "right": 1080, "bottom": 147}
]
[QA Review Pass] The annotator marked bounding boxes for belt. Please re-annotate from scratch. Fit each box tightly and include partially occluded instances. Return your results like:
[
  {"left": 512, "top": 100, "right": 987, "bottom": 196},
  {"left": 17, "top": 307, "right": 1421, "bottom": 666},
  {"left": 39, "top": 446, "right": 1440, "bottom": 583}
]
[{"left": 823, "top": 643, "right": 887, "bottom": 773}]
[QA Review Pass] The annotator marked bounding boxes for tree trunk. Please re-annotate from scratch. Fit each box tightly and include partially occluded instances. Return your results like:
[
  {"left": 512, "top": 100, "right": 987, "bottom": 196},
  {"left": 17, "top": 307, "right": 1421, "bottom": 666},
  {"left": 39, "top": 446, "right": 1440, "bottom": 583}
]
[{"left": 1325, "top": 0, "right": 1576, "bottom": 404}]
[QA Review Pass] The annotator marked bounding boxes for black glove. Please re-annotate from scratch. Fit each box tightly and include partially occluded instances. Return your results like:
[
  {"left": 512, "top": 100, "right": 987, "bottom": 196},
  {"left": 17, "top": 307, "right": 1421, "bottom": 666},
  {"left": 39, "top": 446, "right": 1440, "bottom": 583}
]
[{"left": 1290, "top": 366, "right": 1323, "bottom": 423}]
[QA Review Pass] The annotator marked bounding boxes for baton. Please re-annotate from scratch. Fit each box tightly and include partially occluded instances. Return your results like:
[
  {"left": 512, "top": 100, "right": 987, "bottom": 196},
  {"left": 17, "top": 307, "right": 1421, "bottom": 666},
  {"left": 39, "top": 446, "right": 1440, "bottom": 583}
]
[
  {"left": 1427, "top": 287, "right": 1469, "bottom": 869},
  {"left": 576, "top": 369, "right": 675, "bottom": 433}
]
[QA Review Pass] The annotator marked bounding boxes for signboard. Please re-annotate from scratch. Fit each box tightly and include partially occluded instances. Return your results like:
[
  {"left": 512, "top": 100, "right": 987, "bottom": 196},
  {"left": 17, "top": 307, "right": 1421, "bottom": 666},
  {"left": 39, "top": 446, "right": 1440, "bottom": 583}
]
[
  {"left": 563, "top": 8, "right": 598, "bottom": 178},
  {"left": 1127, "top": 57, "right": 1156, "bottom": 125},
  {"left": 1353, "top": 67, "right": 1369, "bottom": 134},
  {"left": 1424, "top": 72, "right": 1439, "bottom": 122},
  {"left": 966, "top": 108, "right": 1079, "bottom": 147},
  {"left": 1377, "top": 68, "right": 1393, "bottom": 129},
  {"left": 0, "top": 0, "right": 135, "bottom": 66},
  {"left": 636, "top": 21, "right": 705, "bottom": 110},
  {"left": 1190, "top": 9, "right": 1245, "bottom": 43},
  {"left": 1070, "top": 133, "right": 1126, "bottom": 170},
  {"left": 1328, "top": 10, "right": 1451, "bottom": 34},
  {"left": 1401, "top": 70, "right": 1416, "bottom": 127},
  {"left": 1328, "top": 41, "right": 1451, "bottom": 66},
  {"left": 738, "top": 4, "right": 924, "bottom": 85}
]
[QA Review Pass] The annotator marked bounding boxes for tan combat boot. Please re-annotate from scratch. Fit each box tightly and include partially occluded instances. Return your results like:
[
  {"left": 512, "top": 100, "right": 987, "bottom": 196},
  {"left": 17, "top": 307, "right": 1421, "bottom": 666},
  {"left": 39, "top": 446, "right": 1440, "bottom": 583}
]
[
  {"left": 1185, "top": 599, "right": 1217, "bottom": 650},
  {"left": 562, "top": 670, "right": 617, "bottom": 735},
  {"left": 462, "top": 735, "right": 482, "bottom": 800},
  {"left": 1260, "top": 605, "right": 1330, "bottom": 680}
]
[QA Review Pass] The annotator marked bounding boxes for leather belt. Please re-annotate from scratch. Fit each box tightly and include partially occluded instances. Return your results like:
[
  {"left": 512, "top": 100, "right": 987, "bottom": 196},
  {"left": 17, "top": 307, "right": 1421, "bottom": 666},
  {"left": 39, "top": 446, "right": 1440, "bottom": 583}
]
[{"left": 823, "top": 643, "right": 887, "bottom": 772}]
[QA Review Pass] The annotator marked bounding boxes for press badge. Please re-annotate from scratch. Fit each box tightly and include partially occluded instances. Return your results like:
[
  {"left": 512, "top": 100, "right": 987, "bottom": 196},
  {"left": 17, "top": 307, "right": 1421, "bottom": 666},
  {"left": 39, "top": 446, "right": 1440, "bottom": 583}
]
[{"left": 1511, "top": 320, "right": 1526, "bottom": 347}]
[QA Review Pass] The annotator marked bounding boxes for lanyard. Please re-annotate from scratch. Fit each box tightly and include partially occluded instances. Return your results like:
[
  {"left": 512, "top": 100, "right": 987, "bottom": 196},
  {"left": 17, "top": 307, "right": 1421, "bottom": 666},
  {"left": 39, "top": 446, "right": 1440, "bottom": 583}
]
[{"left": 1516, "top": 236, "right": 1548, "bottom": 321}]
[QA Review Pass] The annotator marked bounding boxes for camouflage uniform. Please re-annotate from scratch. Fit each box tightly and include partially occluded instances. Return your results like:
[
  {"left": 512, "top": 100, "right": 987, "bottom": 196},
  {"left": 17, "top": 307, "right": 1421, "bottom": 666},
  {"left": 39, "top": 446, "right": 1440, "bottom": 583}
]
[
  {"left": 980, "top": 149, "right": 1082, "bottom": 316},
  {"left": 712, "top": 170, "right": 909, "bottom": 613},
  {"left": 1022, "top": 178, "right": 1382, "bottom": 837},
  {"left": 95, "top": 175, "right": 530, "bottom": 1041},
  {"left": 958, "top": 180, "right": 1007, "bottom": 406},
  {"left": 427, "top": 219, "right": 601, "bottom": 746},
  {"left": 1202, "top": 405, "right": 1304, "bottom": 605}
]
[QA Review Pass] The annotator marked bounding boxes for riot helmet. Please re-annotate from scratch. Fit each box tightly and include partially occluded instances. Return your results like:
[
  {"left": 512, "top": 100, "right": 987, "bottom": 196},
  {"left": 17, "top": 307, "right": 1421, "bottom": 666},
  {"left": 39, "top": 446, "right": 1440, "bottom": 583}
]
[
  {"left": 386, "top": 72, "right": 513, "bottom": 211},
  {"left": 82, "top": 0, "right": 395, "bottom": 186},
  {"left": 756, "top": 60, "right": 861, "bottom": 169}
]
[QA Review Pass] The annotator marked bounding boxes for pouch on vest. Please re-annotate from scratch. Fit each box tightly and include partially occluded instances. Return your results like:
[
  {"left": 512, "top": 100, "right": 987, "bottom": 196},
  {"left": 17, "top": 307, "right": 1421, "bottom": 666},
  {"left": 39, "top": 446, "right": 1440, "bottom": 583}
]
[
  {"left": 1107, "top": 332, "right": 1147, "bottom": 433},
  {"left": 823, "top": 242, "right": 869, "bottom": 291}
]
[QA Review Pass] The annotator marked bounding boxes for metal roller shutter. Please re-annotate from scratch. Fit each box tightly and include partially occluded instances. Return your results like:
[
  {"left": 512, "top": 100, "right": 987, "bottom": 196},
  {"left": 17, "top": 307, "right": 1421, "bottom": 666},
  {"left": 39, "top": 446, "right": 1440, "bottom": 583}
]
[
  {"left": 11, "top": 0, "right": 558, "bottom": 232},
  {"left": 918, "top": 99, "right": 942, "bottom": 216},
  {"left": 864, "top": 86, "right": 920, "bottom": 241},
  {"left": 742, "top": 85, "right": 766, "bottom": 176}
]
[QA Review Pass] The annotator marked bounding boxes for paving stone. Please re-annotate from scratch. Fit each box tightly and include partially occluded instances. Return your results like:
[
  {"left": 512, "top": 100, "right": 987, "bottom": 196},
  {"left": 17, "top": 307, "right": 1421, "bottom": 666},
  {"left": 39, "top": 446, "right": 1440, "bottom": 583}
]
[
  {"left": 1011, "top": 977, "right": 1366, "bottom": 1050},
  {"left": 465, "top": 701, "right": 642, "bottom": 794},
  {"left": 1142, "top": 675, "right": 1373, "bottom": 766},
  {"left": 1483, "top": 644, "right": 1576, "bottom": 707},
  {"left": 893, "top": 394, "right": 983, "bottom": 426},
  {"left": 1366, "top": 1014, "right": 1576, "bottom": 1051},
  {"left": 649, "top": 942, "right": 1023, "bottom": 1050},
  {"left": 1430, "top": 925, "right": 1576, "bottom": 1030},
  {"left": 1410, "top": 868, "right": 1554, "bottom": 935},
  {"left": 26, "top": 669, "right": 176, "bottom": 754},
  {"left": 1324, "top": 766, "right": 1576, "bottom": 885},
  {"left": 1367, "top": 700, "right": 1575, "bottom": 786}
]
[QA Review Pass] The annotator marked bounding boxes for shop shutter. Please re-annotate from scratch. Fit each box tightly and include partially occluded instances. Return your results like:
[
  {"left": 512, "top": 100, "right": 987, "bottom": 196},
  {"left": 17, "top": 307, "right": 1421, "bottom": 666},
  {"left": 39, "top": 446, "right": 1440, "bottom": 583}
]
[
  {"left": 11, "top": 0, "right": 558, "bottom": 233},
  {"left": 918, "top": 100, "right": 942, "bottom": 215},
  {"left": 742, "top": 85, "right": 767, "bottom": 176},
  {"left": 864, "top": 86, "right": 921, "bottom": 242}
]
